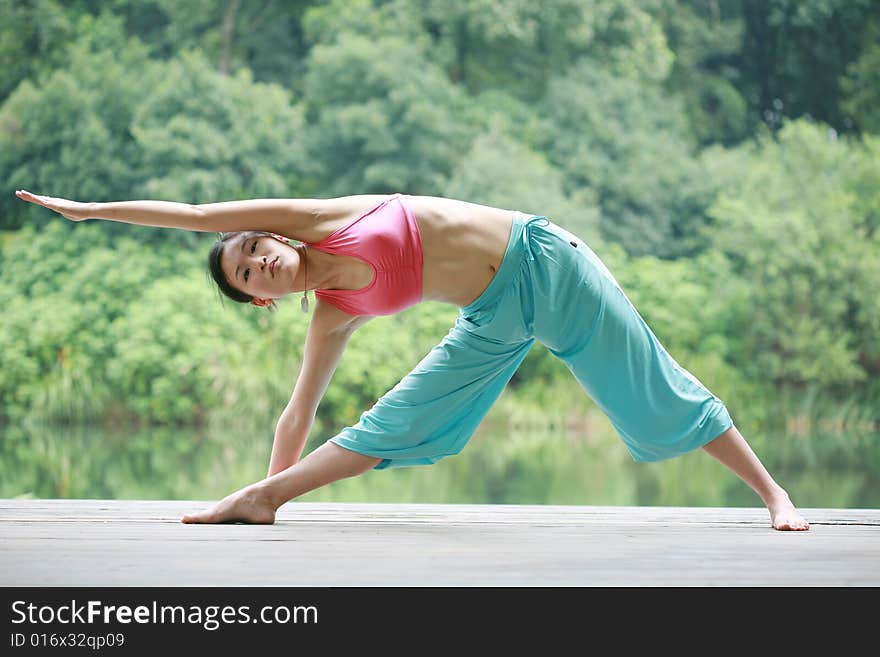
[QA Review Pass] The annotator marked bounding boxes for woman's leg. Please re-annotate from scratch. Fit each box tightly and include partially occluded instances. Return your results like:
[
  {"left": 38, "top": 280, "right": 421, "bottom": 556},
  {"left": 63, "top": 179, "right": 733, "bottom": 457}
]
[
  {"left": 534, "top": 226, "right": 734, "bottom": 460},
  {"left": 181, "top": 442, "right": 380, "bottom": 524},
  {"left": 702, "top": 425, "right": 809, "bottom": 530},
  {"left": 529, "top": 221, "right": 808, "bottom": 530},
  {"left": 183, "top": 318, "right": 535, "bottom": 524}
]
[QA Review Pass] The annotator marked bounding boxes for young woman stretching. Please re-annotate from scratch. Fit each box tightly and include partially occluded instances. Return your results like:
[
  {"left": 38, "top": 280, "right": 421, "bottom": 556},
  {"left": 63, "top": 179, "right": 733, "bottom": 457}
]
[{"left": 15, "top": 189, "right": 809, "bottom": 530}]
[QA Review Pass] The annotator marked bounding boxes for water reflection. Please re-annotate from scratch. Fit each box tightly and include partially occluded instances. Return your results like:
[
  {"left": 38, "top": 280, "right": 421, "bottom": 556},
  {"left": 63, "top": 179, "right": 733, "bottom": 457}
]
[{"left": 1, "top": 421, "right": 878, "bottom": 508}]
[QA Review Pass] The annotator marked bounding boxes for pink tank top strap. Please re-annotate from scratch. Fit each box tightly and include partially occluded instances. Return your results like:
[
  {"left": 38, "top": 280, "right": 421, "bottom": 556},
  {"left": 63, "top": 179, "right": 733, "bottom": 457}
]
[{"left": 307, "top": 193, "right": 423, "bottom": 316}]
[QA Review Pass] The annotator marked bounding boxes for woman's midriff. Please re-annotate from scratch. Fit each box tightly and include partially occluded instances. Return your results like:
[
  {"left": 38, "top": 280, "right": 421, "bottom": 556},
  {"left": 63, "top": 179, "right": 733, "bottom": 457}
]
[{"left": 406, "top": 195, "right": 516, "bottom": 308}]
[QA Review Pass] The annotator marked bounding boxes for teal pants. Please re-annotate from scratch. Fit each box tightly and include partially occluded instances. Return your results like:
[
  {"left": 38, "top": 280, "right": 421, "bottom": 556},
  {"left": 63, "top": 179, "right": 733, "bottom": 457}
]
[{"left": 330, "top": 212, "right": 733, "bottom": 469}]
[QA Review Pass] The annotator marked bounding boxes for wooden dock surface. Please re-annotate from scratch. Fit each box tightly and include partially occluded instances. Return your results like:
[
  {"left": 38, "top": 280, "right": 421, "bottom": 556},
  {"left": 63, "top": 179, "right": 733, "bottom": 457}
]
[{"left": 1, "top": 500, "right": 878, "bottom": 586}]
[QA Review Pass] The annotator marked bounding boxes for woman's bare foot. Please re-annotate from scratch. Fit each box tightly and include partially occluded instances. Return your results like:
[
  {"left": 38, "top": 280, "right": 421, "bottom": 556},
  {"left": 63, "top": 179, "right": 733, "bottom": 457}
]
[
  {"left": 181, "top": 484, "right": 277, "bottom": 525},
  {"left": 766, "top": 490, "right": 810, "bottom": 531},
  {"left": 701, "top": 426, "right": 810, "bottom": 531}
]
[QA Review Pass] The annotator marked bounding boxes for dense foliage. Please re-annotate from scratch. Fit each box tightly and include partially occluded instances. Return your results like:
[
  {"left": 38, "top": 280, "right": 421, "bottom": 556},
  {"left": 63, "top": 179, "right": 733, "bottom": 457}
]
[{"left": 1, "top": 0, "right": 878, "bottom": 442}]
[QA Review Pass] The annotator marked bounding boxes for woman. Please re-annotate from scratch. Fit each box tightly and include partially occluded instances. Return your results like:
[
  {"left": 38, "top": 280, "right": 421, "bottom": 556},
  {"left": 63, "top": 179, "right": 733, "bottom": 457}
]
[{"left": 14, "top": 188, "right": 809, "bottom": 530}]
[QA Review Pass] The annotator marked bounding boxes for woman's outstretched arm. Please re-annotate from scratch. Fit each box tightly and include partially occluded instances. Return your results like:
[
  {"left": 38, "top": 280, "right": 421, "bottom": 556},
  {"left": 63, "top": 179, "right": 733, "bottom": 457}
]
[
  {"left": 15, "top": 189, "right": 387, "bottom": 236},
  {"left": 268, "top": 300, "right": 373, "bottom": 476}
]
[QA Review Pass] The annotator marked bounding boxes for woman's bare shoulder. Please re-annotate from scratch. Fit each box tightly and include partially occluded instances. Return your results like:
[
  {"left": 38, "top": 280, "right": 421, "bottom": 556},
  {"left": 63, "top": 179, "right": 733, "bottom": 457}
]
[{"left": 278, "top": 194, "right": 390, "bottom": 242}]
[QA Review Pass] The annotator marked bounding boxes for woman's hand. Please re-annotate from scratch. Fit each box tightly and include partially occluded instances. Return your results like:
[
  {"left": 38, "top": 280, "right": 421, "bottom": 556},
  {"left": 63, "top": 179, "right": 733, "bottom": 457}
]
[{"left": 15, "top": 189, "right": 93, "bottom": 222}]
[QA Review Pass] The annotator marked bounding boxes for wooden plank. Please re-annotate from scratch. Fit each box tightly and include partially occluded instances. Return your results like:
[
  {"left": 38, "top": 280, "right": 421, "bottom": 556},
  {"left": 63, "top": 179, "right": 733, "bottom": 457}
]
[
  {"left": 1, "top": 500, "right": 877, "bottom": 586},
  {"left": 1, "top": 499, "right": 876, "bottom": 524}
]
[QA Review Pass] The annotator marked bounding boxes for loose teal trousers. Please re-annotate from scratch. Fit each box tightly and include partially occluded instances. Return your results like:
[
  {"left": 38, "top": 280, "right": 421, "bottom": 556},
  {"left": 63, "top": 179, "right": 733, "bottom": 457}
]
[{"left": 330, "top": 212, "right": 733, "bottom": 469}]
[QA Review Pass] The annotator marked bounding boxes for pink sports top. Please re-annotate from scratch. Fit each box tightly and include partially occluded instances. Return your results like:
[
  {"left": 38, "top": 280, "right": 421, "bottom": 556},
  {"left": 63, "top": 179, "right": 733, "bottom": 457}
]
[{"left": 306, "top": 193, "right": 423, "bottom": 316}]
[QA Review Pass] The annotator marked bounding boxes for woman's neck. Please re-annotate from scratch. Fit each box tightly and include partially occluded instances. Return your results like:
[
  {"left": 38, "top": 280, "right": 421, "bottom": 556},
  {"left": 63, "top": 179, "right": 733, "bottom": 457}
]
[{"left": 298, "top": 247, "right": 370, "bottom": 293}]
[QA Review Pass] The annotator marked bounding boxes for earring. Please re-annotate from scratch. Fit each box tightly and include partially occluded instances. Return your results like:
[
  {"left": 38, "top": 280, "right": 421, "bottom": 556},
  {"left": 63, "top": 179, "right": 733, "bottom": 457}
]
[{"left": 298, "top": 244, "right": 309, "bottom": 313}]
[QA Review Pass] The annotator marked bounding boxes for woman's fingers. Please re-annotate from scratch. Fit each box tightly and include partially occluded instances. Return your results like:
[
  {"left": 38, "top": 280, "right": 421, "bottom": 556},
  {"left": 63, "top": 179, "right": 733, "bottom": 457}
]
[
  {"left": 16, "top": 190, "right": 51, "bottom": 208},
  {"left": 15, "top": 190, "right": 45, "bottom": 205},
  {"left": 19, "top": 190, "right": 67, "bottom": 207},
  {"left": 16, "top": 190, "right": 88, "bottom": 221},
  {"left": 15, "top": 190, "right": 38, "bottom": 206},
  {"left": 17, "top": 190, "right": 55, "bottom": 202}
]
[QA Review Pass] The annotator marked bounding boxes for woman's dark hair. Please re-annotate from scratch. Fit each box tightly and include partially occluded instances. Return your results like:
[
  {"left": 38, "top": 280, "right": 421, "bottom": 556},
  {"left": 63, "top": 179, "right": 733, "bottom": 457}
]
[{"left": 208, "top": 230, "right": 275, "bottom": 305}]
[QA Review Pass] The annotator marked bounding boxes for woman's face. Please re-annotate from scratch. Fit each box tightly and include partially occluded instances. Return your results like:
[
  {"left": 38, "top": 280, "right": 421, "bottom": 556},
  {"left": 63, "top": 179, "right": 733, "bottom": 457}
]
[{"left": 221, "top": 233, "right": 298, "bottom": 300}]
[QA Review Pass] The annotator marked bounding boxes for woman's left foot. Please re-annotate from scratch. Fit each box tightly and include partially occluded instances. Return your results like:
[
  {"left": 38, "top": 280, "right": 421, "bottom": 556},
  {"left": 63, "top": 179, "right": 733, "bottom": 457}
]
[
  {"left": 181, "top": 485, "right": 276, "bottom": 525},
  {"left": 767, "top": 491, "right": 810, "bottom": 531}
]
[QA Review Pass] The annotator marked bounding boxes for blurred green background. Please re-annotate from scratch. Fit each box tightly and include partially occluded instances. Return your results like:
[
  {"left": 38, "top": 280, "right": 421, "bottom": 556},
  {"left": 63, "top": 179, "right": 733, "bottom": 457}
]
[{"left": 1, "top": 0, "right": 878, "bottom": 507}]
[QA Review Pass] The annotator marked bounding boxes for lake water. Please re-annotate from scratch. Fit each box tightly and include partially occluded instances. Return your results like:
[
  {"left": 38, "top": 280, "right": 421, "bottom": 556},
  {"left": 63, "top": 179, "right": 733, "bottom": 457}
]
[{"left": 2, "top": 418, "right": 878, "bottom": 510}]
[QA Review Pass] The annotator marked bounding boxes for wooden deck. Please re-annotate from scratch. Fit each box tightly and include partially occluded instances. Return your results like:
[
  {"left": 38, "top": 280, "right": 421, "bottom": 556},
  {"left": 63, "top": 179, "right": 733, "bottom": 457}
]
[{"left": 1, "top": 500, "right": 877, "bottom": 586}]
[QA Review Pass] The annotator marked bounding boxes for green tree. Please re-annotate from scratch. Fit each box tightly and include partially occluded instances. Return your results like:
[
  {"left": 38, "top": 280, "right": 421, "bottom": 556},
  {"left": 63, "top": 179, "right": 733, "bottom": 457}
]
[
  {"left": 702, "top": 119, "right": 880, "bottom": 390},
  {"left": 0, "top": 0, "right": 74, "bottom": 102},
  {"left": 655, "top": 0, "right": 749, "bottom": 145},
  {"left": 0, "top": 220, "right": 194, "bottom": 423},
  {"left": 131, "top": 49, "right": 309, "bottom": 205},
  {"left": 738, "top": 0, "right": 878, "bottom": 134},
  {"left": 539, "top": 62, "right": 717, "bottom": 258},
  {"left": 105, "top": 273, "right": 249, "bottom": 424},
  {"left": 840, "top": 18, "right": 880, "bottom": 133},
  {"left": 414, "top": 0, "right": 674, "bottom": 96},
  {"left": 63, "top": 0, "right": 311, "bottom": 86},
  {"left": 1, "top": 14, "right": 309, "bottom": 239},
  {"left": 441, "top": 128, "right": 600, "bottom": 243},
  {"left": 302, "top": 30, "right": 473, "bottom": 194},
  {"left": 0, "top": 12, "right": 159, "bottom": 230}
]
